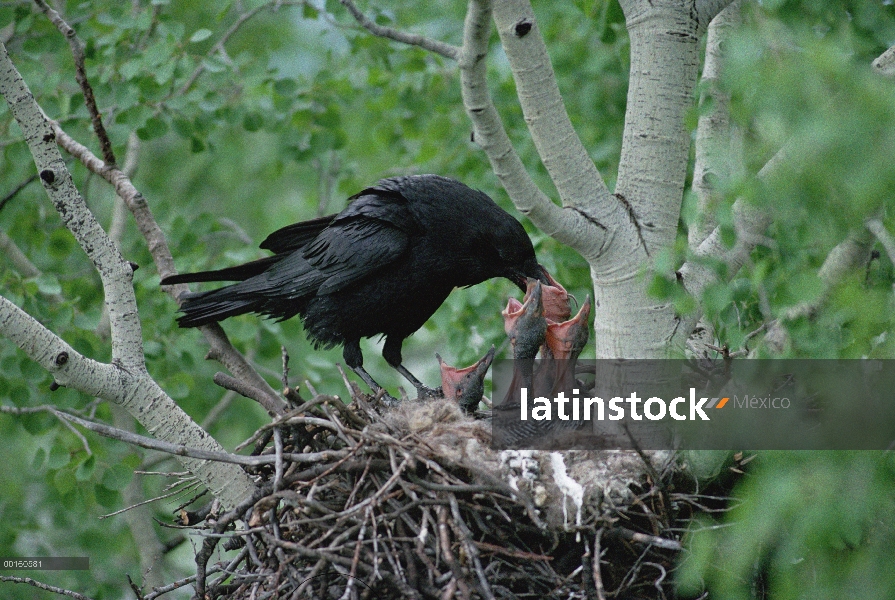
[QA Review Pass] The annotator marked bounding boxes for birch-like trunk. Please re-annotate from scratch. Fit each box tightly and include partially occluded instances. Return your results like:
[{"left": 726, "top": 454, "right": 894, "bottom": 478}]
[{"left": 593, "top": 0, "right": 701, "bottom": 358}]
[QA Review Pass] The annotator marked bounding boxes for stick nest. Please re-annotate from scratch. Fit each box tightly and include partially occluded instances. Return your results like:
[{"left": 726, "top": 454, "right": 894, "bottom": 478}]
[{"left": 188, "top": 388, "right": 708, "bottom": 600}]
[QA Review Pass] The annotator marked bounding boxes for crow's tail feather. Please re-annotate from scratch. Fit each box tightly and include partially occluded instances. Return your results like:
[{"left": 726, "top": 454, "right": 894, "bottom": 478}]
[
  {"left": 175, "top": 286, "right": 266, "bottom": 328},
  {"left": 161, "top": 255, "right": 282, "bottom": 286}
]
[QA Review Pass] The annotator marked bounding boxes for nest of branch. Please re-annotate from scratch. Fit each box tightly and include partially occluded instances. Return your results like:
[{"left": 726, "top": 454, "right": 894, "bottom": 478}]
[{"left": 190, "top": 387, "right": 709, "bottom": 600}]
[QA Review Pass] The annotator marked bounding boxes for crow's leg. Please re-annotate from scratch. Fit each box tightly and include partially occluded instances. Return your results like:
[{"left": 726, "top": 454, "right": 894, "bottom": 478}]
[
  {"left": 382, "top": 336, "right": 439, "bottom": 399},
  {"left": 395, "top": 364, "right": 441, "bottom": 399},
  {"left": 343, "top": 340, "right": 397, "bottom": 403}
]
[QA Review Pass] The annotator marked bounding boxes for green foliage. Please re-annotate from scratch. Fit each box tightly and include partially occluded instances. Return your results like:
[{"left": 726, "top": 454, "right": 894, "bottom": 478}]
[
  {"left": 1, "top": 3, "right": 608, "bottom": 595},
  {"left": 678, "top": 452, "right": 895, "bottom": 600},
  {"left": 650, "top": 0, "right": 895, "bottom": 359},
  {"left": 666, "top": 5, "right": 895, "bottom": 600},
  {"left": 2, "top": 0, "right": 895, "bottom": 598}
]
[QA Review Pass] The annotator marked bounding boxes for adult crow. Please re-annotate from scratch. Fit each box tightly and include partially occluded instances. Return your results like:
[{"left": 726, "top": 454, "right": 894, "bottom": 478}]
[{"left": 162, "top": 174, "right": 549, "bottom": 397}]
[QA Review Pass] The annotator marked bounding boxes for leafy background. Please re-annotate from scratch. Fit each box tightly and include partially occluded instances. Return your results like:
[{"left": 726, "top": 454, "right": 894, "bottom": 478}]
[{"left": 1, "top": 0, "right": 894, "bottom": 598}]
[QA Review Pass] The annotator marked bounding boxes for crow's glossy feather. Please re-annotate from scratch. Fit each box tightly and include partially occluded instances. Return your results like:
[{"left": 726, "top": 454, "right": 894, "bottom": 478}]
[{"left": 162, "top": 175, "right": 546, "bottom": 389}]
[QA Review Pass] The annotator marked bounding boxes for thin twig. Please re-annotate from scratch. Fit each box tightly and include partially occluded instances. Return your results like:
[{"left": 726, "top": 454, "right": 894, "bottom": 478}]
[
  {"left": 0, "top": 173, "right": 38, "bottom": 213},
  {"left": 593, "top": 528, "right": 607, "bottom": 600},
  {"left": 339, "top": 0, "right": 459, "bottom": 60},
  {"left": 448, "top": 494, "right": 495, "bottom": 600},
  {"left": 866, "top": 218, "right": 895, "bottom": 266},
  {"left": 99, "top": 479, "right": 201, "bottom": 520},
  {"left": 610, "top": 526, "right": 682, "bottom": 551},
  {"left": 48, "top": 122, "right": 287, "bottom": 416},
  {"left": 32, "top": 0, "right": 116, "bottom": 166},
  {"left": 176, "top": 2, "right": 280, "bottom": 96},
  {"left": 0, "top": 576, "right": 95, "bottom": 600},
  {"left": 54, "top": 409, "right": 349, "bottom": 466}
]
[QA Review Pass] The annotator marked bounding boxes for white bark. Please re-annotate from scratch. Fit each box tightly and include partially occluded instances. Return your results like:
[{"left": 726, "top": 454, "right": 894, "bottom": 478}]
[
  {"left": 867, "top": 219, "right": 895, "bottom": 265},
  {"left": 694, "top": 0, "right": 738, "bottom": 32},
  {"left": 0, "top": 41, "right": 255, "bottom": 511},
  {"left": 585, "top": 0, "right": 702, "bottom": 358},
  {"left": 491, "top": 0, "right": 610, "bottom": 214},
  {"left": 49, "top": 121, "right": 286, "bottom": 417},
  {"left": 459, "top": 0, "right": 602, "bottom": 257},
  {"left": 690, "top": 1, "right": 741, "bottom": 248},
  {"left": 872, "top": 44, "right": 895, "bottom": 78},
  {"left": 675, "top": 140, "right": 799, "bottom": 348}
]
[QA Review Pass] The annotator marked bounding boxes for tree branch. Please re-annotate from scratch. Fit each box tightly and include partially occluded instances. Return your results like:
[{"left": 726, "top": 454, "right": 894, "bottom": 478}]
[
  {"left": 690, "top": 1, "right": 742, "bottom": 249},
  {"left": 0, "top": 172, "right": 38, "bottom": 213},
  {"left": 866, "top": 219, "right": 895, "bottom": 266},
  {"left": 55, "top": 410, "right": 347, "bottom": 466},
  {"left": 49, "top": 122, "right": 286, "bottom": 416},
  {"left": 694, "top": 0, "right": 738, "bottom": 32},
  {"left": 2, "top": 46, "right": 142, "bottom": 369},
  {"left": 32, "top": 0, "right": 116, "bottom": 166},
  {"left": 0, "top": 576, "right": 94, "bottom": 600},
  {"left": 0, "top": 229, "right": 41, "bottom": 278},
  {"left": 176, "top": 2, "right": 272, "bottom": 96},
  {"left": 338, "top": 0, "right": 460, "bottom": 60},
  {"left": 491, "top": 0, "right": 609, "bottom": 215},
  {"left": 0, "top": 40, "right": 257, "bottom": 510},
  {"left": 675, "top": 139, "right": 804, "bottom": 348},
  {"left": 872, "top": 44, "right": 895, "bottom": 78},
  {"left": 459, "top": 0, "right": 600, "bottom": 257}
]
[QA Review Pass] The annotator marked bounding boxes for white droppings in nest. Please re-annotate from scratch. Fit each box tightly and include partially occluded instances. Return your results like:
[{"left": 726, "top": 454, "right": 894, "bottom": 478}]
[{"left": 550, "top": 452, "right": 584, "bottom": 534}]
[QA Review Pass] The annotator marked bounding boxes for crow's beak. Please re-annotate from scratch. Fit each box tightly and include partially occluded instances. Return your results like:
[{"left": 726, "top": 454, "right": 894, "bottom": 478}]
[
  {"left": 513, "top": 263, "right": 552, "bottom": 292},
  {"left": 536, "top": 264, "right": 552, "bottom": 286}
]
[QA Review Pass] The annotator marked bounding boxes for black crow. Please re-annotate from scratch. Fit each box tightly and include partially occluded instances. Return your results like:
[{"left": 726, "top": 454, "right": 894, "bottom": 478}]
[{"left": 162, "top": 175, "right": 548, "bottom": 397}]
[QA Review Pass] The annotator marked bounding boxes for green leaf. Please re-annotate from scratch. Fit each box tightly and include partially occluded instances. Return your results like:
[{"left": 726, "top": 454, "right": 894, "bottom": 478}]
[
  {"left": 101, "top": 464, "right": 133, "bottom": 491},
  {"left": 19, "top": 357, "right": 47, "bottom": 384},
  {"left": 189, "top": 28, "right": 213, "bottom": 43},
  {"left": 702, "top": 282, "right": 733, "bottom": 316},
  {"left": 31, "top": 447, "right": 46, "bottom": 471},
  {"left": 20, "top": 411, "right": 53, "bottom": 436},
  {"left": 76, "top": 455, "right": 96, "bottom": 481},
  {"left": 47, "top": 442, "right": 71, "bottom": 469},
  {"left": 243, "top": 112, "right": 264, "bottom": 132},
  {"left": 136, "top": 116, "right": 169, "bottom": 140},
  {"left": 119, "top": 59, "right": 143, "bottom": 81},
  {"left": 34, "top": 274, "right": 61, "bottom": 296},
  {"left": 53, "top": 467, "right": 76, "bottom": 495},
  {"left": 274, "top": 78, "right": 298, "bottom": 96},
  {"left": 200, "top": 55, "right": 228, "bottom": 73}
]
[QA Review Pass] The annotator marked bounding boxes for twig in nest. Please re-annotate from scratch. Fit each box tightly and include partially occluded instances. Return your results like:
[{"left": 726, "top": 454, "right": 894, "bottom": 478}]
[
  {"left": 281, "top": 345, "right": 304, "bottom": 405},
  {"left": 436, "top": 505, "right": 471, "bottom": 599},
  {"left": 449, "top": 494, "right": 496, "bottom": 600},
  {"left": 610, "top": 526, "right": 682, "bottom": 551},
  {"left": 592, "top": 528, "right": 607, "bottom": 600}
]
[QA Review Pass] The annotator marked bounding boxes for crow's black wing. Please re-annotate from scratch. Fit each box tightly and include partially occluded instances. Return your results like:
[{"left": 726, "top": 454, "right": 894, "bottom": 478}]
[
  {"left": 259, "top": 214, "right": 336, "bottom": 254},
  {"left": 299, "top": 189, "right": 421, "bottom": 295}
]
